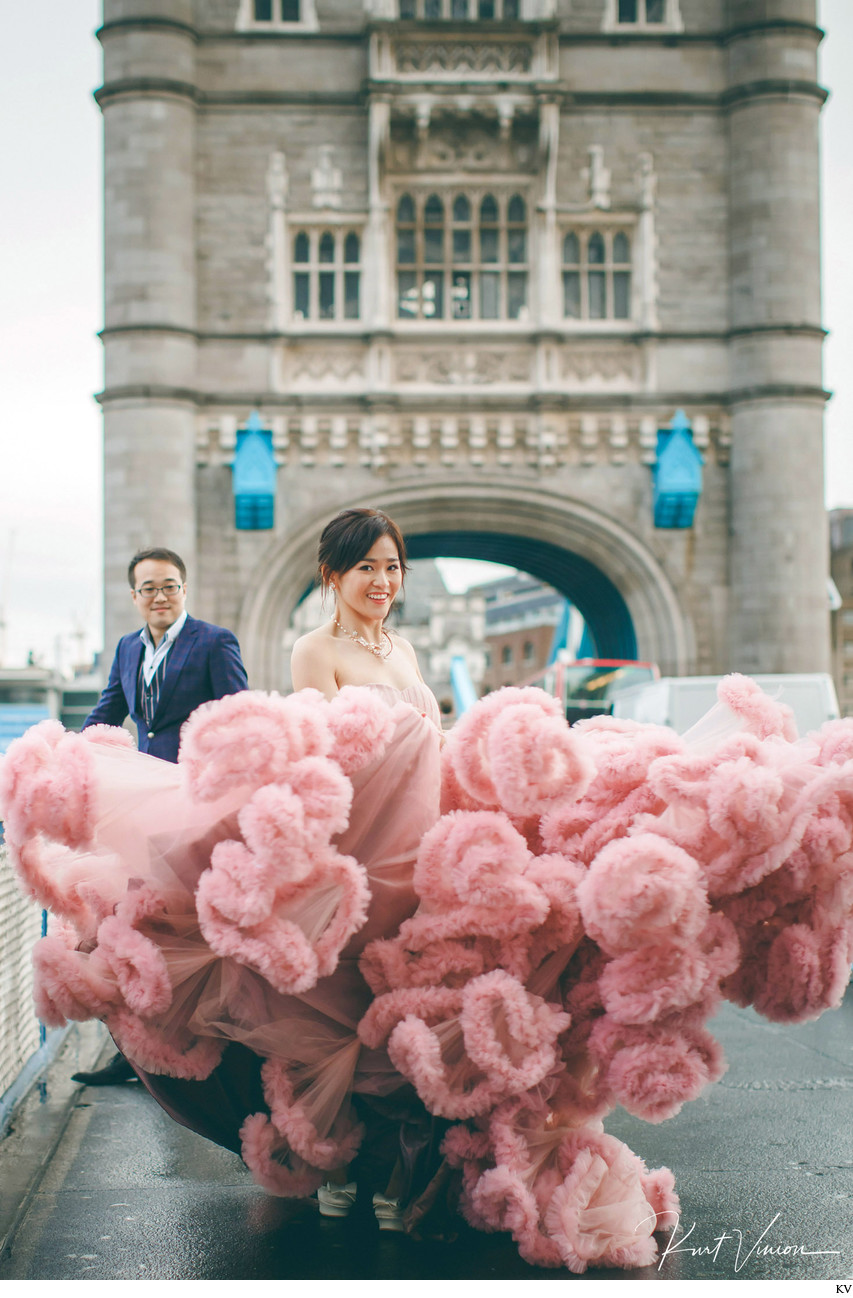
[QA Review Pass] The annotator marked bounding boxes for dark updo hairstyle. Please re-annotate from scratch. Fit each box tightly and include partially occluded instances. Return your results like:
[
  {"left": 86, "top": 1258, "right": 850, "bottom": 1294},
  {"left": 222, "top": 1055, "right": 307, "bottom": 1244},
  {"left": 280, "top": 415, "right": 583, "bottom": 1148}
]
[{"left": 317, "top": 507, "right": 409, "bottom": 589}]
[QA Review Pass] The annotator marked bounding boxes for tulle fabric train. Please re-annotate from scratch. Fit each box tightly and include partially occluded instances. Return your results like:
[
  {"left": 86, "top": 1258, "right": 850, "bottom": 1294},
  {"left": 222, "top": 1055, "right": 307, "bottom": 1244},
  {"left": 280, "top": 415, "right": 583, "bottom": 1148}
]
[
  {"left": 0, "top": 684, "right": 441, "bottom": 1190},
  {"left": 3, "top": 673, "right": 853, "bottom": 1272},
  {"left": 139, "top": 682, "right": 445, "bottom": 1171}
]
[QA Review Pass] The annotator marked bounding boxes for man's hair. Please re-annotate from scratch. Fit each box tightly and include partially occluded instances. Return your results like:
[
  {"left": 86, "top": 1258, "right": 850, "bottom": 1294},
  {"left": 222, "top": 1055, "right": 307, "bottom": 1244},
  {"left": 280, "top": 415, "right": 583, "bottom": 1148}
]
[{"left": 128, "top": 548, "right": 187, "bottom": 588}]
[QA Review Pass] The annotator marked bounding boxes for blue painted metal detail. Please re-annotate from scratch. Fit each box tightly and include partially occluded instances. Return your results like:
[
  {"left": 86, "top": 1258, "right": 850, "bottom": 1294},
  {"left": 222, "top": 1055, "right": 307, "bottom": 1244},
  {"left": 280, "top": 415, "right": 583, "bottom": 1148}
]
[
  {"left": 653, "top": 408, "right": 703, "bottom": 529},
  {"left": 39, "top": 910, "right": 48, "bottom": 1045},
  {"left": 233, "top": 410, "right": 276, "bottom": 530},
  {"left": 450, "top": 654, "right": 478, "bottom": 716},
  {"left": 547, "top": 599, "right": 572, "bottom": 666},
  {"left": 577, "top": 622, "right": 597, "bottom": 659},
  {"left": 0, "top": 704, "right": 50, "bottom": 755},
  {"left": 0, "top": 1024, "right": 72, "bottom": 1139}
]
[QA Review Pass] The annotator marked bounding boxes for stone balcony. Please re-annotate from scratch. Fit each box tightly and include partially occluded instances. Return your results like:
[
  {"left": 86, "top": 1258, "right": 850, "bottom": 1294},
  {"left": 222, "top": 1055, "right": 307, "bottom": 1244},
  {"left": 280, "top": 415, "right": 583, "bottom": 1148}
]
[
  {"left": 367, "top": 21, "right": 559, "bottom": 137},
  {"left": 367, "top": 3, "right": 560, "bottom": 129}
]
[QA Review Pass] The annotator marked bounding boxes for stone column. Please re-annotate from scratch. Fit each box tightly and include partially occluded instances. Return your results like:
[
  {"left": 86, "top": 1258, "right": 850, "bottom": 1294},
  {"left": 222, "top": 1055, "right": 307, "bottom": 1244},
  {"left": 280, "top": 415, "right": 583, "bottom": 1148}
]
[
  {"left": 726, "top": 0, "right": 828, "bottom": 673},
  {"left": 365, "top": 95, "right": 391, "bottom": 330},
  {"left": 537, "top": 100, "right": 560, "bottom": 328},
  {"left": 97, "top": 0, "right": 198, "bottom": 652}
]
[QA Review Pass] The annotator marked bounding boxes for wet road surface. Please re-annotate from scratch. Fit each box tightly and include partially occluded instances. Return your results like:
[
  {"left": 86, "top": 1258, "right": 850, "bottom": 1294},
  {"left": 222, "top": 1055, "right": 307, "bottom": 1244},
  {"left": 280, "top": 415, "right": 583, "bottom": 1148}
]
[{"left": 1, "top": 990, "right": 852, "bottom": 1282}]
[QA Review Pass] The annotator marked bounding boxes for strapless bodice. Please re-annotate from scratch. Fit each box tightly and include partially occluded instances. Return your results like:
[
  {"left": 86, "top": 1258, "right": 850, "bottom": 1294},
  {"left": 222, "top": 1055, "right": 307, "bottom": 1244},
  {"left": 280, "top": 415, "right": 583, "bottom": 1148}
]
[{"left": 359, "top": 680, "right": 442, "bottom": 729}]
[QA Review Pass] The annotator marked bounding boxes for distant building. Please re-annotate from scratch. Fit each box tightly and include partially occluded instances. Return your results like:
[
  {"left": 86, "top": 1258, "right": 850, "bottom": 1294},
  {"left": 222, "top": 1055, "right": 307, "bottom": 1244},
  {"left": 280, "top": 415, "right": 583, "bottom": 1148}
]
[
  {"left": 830, "top": 509, "right": 853, "bottom": 717},
  {"left": 0, "top": 668, "right": 103, "bottom": 756},
  {"left": 477, "top": 573, "right": 578, "bottom": 691}
]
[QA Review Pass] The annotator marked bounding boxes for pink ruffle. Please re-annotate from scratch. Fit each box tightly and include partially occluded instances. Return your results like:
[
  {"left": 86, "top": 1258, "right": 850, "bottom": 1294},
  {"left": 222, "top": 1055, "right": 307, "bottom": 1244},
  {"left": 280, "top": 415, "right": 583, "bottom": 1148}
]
[{"left": 4, "top": 673, "right": 853, "bottom": 1273}]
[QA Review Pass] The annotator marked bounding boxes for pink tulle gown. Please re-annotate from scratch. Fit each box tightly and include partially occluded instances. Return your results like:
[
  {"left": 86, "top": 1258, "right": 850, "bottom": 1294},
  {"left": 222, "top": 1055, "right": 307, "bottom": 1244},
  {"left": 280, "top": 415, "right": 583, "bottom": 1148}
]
[
  {"left": 0, "top": 684, "right": 443, "bottom": 1200},
  {"left": 2, "top": 674, "right": 853, "bottom": 1272}
]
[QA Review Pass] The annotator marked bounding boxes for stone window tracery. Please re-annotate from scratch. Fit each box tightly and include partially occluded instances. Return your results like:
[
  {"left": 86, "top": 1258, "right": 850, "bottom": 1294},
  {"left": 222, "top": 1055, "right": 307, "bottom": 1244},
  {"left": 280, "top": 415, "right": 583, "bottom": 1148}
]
[
  {"left": 253, "top": 0, "right": 299, "bottom": 19},
  {"left": 396, "top": 190, "right": 529, "bottom": 322},
  {"left": 398, "top": 0, "right": 521, "bottom": 17},
  {"left": 562, "top": 229, "right": 632, "bottom": 322},
  {"left": 292, "top": 229, "right": 361, "bottom": 322},
  {"left": 602, "top": 0, "right": 682, "bottom": 31},
  {"left": 237, "top": 0, "right": 318, "bottom": 30}
]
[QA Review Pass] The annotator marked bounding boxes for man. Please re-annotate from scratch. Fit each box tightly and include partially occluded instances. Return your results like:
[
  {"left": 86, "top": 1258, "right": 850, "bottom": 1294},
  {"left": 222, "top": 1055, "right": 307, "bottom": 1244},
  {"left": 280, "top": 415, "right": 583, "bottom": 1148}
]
[{"left": 71, "top": 546, "right": 249, "bottom": 1085}]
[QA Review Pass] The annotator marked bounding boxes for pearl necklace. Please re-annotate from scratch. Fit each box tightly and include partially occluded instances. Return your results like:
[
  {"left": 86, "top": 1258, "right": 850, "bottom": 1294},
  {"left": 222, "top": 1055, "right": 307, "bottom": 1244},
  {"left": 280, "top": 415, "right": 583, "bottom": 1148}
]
[{"left": 333, "top": 617, "right": 393, "bottom": 660}]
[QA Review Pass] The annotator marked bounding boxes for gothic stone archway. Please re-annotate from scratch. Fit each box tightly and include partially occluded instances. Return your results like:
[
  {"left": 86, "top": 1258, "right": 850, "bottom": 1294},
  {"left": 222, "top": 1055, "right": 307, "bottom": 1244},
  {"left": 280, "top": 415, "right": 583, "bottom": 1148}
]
[{"left": 238, "top": 480, "right": 691, "bottom": 691}]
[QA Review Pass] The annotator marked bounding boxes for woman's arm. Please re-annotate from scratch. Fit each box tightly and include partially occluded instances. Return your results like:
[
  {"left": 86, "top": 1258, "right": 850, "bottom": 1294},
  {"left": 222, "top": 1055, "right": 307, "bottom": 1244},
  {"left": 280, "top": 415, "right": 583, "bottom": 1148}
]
[{"left": 290, "top": 634, "right": 339, "bottom": 700}]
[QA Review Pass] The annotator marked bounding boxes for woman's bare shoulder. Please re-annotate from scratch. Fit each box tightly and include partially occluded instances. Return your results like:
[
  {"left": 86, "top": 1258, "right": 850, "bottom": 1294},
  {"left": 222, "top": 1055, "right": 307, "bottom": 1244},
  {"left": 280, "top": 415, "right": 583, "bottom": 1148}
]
[
  {"left": 388, "top": 629, "right": 425, "bottom": 678},
  {"left": 291, "top": 625, "right": 347, "bottom": 699},
  {"left": 291, "top": 624, "right": 335, "bottom": 656},
  {"left": 388, "top": 628, "right": 416, "bottom": 655},
  {"left": 290, "top": 625, "right": 338, "bottom": 684}
]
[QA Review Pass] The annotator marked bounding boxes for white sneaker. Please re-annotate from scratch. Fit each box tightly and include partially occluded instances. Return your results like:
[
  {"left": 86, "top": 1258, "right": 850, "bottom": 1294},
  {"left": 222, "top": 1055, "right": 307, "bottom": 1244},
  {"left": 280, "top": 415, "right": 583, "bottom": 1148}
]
[
  {"left": 317, "top": 1181, "right": 357, "bottom": 1218},
  {"left": 372, "top": 1192, "right": 405, "bottom": 1232}
]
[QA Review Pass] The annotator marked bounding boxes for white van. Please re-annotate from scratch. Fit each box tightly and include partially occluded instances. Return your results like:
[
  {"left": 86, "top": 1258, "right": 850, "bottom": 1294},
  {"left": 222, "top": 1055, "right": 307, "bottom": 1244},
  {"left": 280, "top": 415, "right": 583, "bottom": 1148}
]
[{"left": 610, "top": 674, "right": 840, "bottom": 737}]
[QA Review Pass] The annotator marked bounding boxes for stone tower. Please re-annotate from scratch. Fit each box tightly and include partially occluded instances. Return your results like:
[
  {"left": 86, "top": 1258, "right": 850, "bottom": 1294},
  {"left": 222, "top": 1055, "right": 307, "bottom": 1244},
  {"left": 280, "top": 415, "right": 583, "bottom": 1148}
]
[
  {"left": 725, "top": 0, "right": 828, "bottom": 674},
  {"left": 96, "top": 0, "right": 829, "bottom": 688}
]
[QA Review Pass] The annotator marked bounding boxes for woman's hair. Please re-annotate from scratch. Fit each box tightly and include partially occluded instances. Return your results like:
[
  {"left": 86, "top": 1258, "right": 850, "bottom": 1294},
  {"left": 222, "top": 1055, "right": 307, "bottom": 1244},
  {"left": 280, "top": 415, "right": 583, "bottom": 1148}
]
[{"left": 318, "top": 508, "right": 409, "bottom": 586}]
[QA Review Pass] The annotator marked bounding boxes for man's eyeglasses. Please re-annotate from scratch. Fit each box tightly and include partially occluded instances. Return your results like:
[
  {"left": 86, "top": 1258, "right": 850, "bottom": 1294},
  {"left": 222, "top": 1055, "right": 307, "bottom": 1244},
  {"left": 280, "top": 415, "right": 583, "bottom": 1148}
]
[{"left": 134, "top": 582, "right": 183, "bottom": 600}]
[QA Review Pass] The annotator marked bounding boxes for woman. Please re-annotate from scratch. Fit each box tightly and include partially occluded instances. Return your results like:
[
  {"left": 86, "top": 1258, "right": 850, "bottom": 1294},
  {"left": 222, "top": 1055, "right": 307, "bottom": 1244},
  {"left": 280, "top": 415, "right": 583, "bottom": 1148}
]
[
  {"left": 1, "top": 506, "right": 445, "bottom": 1232},
  {"left": 288, "top": 507, "right": 445, "bottom": 1222},
  {"left": 292, "top": 507, "right": 427, "bottom": 700}
]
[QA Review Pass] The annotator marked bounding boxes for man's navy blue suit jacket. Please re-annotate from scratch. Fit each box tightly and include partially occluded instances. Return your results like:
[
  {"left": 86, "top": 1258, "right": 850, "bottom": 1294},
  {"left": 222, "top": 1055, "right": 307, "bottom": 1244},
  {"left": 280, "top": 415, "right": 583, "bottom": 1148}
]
[{"left": 82, "top": 614, "right": 249, "bottom": 762}]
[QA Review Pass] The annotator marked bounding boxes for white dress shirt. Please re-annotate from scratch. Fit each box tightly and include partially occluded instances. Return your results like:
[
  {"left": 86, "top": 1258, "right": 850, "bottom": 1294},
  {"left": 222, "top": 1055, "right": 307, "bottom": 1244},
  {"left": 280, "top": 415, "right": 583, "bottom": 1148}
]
[{"left": 139, "top": 610, "right": 188, "bottom": 686}]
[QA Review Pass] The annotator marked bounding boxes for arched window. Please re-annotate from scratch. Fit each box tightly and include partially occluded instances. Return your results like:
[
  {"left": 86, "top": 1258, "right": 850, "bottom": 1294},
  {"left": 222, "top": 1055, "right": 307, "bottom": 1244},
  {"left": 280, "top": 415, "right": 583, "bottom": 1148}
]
[
  {"left": 343, "top": 232, "right": 361, "bottom": 319},
  {"left": 523, "top": 640, "right": 535, "bottom": 664},
  {"left": 506, "top": 194, "right": 528, "bottom": 320},
  {"left": 252, "top": 0, "right": 301, "bottom": 19},
  {"left": 451, "top": 194, "right": 473, "bottom": 318},
  {"left": 293, "top": 231, "right": 310, "bottom": 319},
  {"left": 423, "top": 194, "right": 444, "bottom": 263},
  {"left": 562, "top": 229, "right": 632, "bottom": 322},
  {"left": 562, "top": 232, "right": 580, "bottom": 318},
  {"left": 587, "top": 232, "right": 606, "bottom": 319},
  {"left": 395, "top": 191, "right": 529, "bottom": 322},
  {"left": 291, "top": 229, "right": 362, "bottom": 322},
  {"left": 318, "top": 233, "right": 335, "bottom": 318},
  {"left": 612, "top": 232, "right": 631, "bottom": 319},
  {"left": 618, "top": 0, "right": 665, "bottom": 21},
  {"left": 501, "top": 644, "right": 513, "bottom": 665}
]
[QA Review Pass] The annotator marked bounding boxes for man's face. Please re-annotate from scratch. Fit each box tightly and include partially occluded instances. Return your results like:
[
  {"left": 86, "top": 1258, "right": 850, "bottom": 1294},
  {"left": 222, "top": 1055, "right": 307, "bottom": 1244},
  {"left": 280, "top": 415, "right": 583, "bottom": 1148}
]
[{"left": 131, "top": 559, "right": 187, "bottom": 636}]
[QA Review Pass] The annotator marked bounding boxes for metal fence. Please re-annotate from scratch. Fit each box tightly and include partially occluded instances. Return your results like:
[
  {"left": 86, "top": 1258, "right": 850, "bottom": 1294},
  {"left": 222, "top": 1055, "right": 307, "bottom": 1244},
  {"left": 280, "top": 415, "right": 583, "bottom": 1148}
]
[{"left": 0, "top": 847, "right": 42, "bottom": 1099}]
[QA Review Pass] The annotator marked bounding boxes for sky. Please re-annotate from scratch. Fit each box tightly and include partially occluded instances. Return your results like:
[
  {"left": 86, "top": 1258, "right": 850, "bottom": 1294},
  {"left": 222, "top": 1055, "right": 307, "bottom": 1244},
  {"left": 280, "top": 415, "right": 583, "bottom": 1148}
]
[{"left": 0, "top": 1, "right": 851, "bottom": 671}]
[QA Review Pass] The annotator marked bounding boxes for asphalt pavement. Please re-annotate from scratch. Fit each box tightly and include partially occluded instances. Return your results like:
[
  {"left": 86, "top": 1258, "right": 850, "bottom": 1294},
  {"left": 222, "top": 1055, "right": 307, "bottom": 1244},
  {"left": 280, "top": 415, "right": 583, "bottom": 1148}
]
[{"left": 1, "top": 989, "right": 851, "bottom": 1283}]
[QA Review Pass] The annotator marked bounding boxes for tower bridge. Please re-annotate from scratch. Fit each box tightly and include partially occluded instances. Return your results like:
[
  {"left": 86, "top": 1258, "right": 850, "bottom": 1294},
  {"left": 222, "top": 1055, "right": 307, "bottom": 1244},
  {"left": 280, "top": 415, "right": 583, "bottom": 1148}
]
[{"left": 96, "top": 0, "right": 829, "bottom": 685}]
